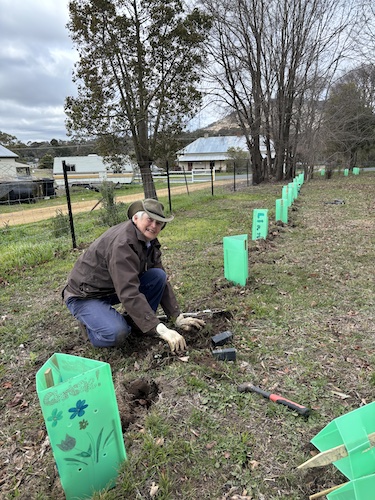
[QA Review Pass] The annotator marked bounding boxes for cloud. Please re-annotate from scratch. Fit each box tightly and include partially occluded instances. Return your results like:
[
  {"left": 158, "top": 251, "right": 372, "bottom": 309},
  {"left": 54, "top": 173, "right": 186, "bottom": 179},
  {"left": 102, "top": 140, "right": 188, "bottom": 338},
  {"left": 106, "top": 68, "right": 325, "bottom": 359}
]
[
  {"left": 0, "top": 0, "right": 221, "bottom": 145},
  {"left": 0, "top": 0, "right": 78, "bottom": 143}
]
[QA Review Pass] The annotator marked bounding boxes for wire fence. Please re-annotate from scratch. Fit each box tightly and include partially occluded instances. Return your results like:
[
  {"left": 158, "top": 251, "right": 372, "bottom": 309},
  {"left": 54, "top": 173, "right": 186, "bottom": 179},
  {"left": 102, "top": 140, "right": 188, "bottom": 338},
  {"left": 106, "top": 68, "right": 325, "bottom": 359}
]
[{"left": 0, "top": 164, "right": 254, "bottom": 277}]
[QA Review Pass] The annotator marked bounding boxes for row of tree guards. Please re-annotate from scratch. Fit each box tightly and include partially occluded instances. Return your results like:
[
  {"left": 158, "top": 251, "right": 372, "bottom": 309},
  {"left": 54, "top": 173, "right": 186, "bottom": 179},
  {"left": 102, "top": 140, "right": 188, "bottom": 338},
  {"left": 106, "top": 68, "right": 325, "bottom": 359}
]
[
  {"left": 224, "top": 164, "right": 362, "bottom": 287},
  {"left": 320, "top": 167, "right": 361, "bottom": 176},
  {"left": 223, "top": 172, "right": 305, "bottom": 286}
]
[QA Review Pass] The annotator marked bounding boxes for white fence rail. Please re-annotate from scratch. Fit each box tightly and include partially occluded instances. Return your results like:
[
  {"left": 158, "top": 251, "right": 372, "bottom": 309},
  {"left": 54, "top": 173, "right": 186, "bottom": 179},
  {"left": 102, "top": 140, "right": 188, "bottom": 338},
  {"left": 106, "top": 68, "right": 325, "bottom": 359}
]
[{"left": 134, "top": 168, "right": 215, "bottom": 183}]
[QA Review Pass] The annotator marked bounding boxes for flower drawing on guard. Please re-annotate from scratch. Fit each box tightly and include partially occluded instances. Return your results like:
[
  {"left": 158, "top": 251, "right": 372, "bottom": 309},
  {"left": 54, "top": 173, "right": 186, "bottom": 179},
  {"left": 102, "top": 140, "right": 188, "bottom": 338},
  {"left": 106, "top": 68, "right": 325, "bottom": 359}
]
[
  {"left": 47, "top": 408, "right": 63, "bottom": 427},
  {"left": 68, "top": 399, "right": 88, "bottom": 419},
  {"left": 79, "top": 419, "right": 89, "bottom": 430},
  {"left": 57, "top": 434, "right": 76, "bottom": 451}
]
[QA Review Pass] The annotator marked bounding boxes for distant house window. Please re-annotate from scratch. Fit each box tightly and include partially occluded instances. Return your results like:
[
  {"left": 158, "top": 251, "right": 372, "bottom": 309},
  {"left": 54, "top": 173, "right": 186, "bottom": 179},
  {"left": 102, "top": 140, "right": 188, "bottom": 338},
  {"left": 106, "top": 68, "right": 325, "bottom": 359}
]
[
  {"left": 209, "top": 161, "right": 215, "bottom": 168},
  {"left": 16, "top": 166, "right": 31, "bottom": 176},
  {"left": 65, "top": 163, "right": 76, "bottom": 172},
  {"left": 188, "top": 162, "right": 193, "bottom": 168}
]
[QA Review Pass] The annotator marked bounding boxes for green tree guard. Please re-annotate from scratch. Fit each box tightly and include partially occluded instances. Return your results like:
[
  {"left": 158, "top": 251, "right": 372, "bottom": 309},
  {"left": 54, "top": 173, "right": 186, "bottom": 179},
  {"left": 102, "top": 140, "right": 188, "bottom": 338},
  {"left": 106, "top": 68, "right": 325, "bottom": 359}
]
[
  {"left": 36, "top": 353, "right": 126, "bottom": 499},
  {"left": 223, "top": 234, "right": 248, "bottom": 286},
  {"left": 252, "top": 209, "right": 269, "bottom": 240},
  {"left": 276, "top": 199, "right": 288, "bottom": 224},
  {"left": 311, "top": 401, "right": 375, "bottom": 481}
]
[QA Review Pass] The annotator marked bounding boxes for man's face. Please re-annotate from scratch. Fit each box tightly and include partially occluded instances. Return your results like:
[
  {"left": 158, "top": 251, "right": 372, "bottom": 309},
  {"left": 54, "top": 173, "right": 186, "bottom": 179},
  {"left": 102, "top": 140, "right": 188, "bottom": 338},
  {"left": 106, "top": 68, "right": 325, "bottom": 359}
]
[{"left": 134, "top": 213, "right": 163, "bottom": 241}]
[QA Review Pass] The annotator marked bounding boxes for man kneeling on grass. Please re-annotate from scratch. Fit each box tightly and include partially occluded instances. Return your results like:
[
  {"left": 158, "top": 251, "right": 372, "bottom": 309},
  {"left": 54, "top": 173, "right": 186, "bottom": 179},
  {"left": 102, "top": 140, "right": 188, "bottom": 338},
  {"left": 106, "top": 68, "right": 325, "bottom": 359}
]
[{"left": 63, "top": 198, "right": 204, "bottom": 353}]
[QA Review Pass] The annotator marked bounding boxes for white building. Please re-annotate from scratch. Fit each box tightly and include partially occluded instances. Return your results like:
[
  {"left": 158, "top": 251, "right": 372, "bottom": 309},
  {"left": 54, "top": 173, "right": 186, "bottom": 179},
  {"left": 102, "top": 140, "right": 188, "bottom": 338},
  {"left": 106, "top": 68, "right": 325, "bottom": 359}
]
[
  {"left": 0, "top": 145, "right": 31, "bottom": 180},
  {"left": 177, "top": 135, "right": 273, "bottom": 171},
  {"left": 0, "top": 145, "right": 55, "bottom": 202},
  {"left": 53, "top": 154, "right": 135, "bottom": 187}
]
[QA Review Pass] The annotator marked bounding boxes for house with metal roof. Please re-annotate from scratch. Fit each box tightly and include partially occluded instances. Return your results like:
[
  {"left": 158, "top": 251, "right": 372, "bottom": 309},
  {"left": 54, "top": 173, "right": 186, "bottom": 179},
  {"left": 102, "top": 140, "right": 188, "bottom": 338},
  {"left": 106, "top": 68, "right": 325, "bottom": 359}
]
[{"left": 176, "top": 135, "right": 273, "bottom": 171}]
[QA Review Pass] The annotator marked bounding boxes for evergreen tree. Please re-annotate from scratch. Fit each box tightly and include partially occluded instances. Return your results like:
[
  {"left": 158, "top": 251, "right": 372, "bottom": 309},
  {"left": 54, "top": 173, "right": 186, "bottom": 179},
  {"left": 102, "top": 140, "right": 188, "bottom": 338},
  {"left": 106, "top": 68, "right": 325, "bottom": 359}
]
[{"left": 65, "top": 0, "right": 211, "bottom": 198}]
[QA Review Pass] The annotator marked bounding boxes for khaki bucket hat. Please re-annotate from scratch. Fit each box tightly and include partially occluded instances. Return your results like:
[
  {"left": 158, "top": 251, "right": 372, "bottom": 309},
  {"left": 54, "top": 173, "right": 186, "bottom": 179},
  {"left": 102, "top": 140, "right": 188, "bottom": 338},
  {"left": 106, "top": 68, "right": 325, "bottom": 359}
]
[{"left": 127, "top": 198, "right": 174, "bottom": 224}]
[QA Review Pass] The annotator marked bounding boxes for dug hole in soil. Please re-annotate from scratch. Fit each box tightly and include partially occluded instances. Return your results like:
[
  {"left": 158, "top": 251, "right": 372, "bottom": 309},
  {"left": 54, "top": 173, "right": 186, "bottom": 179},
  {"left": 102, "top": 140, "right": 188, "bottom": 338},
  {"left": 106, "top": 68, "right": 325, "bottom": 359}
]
[{"left": 108, "top": 310, "right": 234, "bottom": 431}]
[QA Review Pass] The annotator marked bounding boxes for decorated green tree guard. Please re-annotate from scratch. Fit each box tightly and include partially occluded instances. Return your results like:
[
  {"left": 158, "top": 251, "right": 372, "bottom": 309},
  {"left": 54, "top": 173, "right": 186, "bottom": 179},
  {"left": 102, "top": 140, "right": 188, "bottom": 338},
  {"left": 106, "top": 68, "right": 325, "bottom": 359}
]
[
  {"left": 36, "top": 353, "right": 126, "bottom": 500},
  {"left": 252, "top": 209, "right": 269, "bottom": 240},
  {"left": 311, "top": 401, "right": 375, "bottom": 499},
  {"left": 344, "top": 168, "right": 349, "bottom": 176},
  {"left": 223, "top": 234, "right": 248, "bottom": 286},
  {"left": 353, "top": 167, "right": 360, "bottom": 175}
]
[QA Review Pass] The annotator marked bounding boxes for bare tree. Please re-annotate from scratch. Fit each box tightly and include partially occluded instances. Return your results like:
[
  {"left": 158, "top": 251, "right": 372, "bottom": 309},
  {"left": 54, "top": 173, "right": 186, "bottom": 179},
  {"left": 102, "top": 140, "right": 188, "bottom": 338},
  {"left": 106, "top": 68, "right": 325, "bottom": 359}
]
[
  {"left": 201, "top": 0, "right": 357, "bottom": 182},
  {"left": 352, "top": 1, "right": 375, "bottom": 63},
  {"left": 200, "top": 0, "right": 268, "bottom": 184}
]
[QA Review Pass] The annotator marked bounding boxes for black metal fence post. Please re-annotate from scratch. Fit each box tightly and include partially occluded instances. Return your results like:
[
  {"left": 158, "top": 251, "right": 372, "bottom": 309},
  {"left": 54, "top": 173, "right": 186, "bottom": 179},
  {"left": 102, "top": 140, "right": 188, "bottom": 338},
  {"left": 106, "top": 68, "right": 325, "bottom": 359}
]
[
  {"left": 166, "top": 161, "right": 172, "bottom": 213},
  {"left": 62, "top": 160, "right": 77, "bottom": 249}
]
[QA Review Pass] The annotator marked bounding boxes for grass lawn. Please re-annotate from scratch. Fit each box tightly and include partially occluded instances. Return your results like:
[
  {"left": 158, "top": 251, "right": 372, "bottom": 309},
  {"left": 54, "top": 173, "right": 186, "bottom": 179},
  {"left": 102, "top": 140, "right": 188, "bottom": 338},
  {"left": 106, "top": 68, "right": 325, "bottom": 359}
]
[{"left": 0, "top": 172, "right": 374, "bottom": 499}]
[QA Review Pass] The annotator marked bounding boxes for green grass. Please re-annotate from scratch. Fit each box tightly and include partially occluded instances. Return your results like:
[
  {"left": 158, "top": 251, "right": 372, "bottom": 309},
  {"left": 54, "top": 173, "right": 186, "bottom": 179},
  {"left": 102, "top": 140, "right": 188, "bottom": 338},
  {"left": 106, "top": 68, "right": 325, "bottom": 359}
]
[{"left": 0, "top": 172, "right": 374, "bottom": 499}]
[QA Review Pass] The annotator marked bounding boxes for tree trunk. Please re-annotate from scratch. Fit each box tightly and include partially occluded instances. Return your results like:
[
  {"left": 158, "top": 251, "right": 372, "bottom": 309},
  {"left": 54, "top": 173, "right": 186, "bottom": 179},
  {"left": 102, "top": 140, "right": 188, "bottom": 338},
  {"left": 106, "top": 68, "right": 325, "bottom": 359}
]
[{"left": 139, "top": 160, "right": 157, "bottom": 199}]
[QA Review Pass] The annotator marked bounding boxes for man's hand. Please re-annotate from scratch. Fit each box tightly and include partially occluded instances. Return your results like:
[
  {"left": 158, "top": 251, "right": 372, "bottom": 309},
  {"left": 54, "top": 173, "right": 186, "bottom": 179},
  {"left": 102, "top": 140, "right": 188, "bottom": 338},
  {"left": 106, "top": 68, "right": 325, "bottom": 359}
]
[
  {"left": 156, "top": 323, "right": 187, "bottom": 353},
  {"left": 175, "top": 313, "right": 206, "bottom": 332}
]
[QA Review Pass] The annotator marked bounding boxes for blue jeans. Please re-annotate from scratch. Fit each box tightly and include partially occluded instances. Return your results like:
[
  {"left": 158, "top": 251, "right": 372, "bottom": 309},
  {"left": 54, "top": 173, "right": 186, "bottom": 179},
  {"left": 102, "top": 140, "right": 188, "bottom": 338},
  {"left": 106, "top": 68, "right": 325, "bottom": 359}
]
[{"left": 66, "top": 268, "right": 167, "bottom": 347}]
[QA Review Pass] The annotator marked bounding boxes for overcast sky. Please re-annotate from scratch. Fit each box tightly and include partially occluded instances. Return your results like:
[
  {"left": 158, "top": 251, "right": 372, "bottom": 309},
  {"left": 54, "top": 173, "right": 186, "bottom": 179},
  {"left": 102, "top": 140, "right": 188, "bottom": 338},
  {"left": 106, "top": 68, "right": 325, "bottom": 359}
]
[
  {"left": 0, "top": 0, "right": 78, "bottom": 144},
  {"left": 0, "top": 0, "right": 222, "bottom": 145}
]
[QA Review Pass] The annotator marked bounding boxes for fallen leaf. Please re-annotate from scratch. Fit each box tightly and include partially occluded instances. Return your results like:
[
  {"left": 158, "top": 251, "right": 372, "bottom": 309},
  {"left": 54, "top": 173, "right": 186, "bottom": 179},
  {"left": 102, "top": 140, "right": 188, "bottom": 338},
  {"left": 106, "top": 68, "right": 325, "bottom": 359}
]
[
  {"left": 347, "top": 310, "right": 359, "bottom": 316},
  {"left": 331, "top": 390, "right": 350, "bottom": 399},
  {"left": 206, "top": 441, "right": 217, "bottom": 450},
  {"left": 178, "top": 356, "right": 189, "bottom": 362},
  {"left": 7, "top": 392, "right": 24, "bottom": 407},
  {"left": 2, "top": 381, "right": 12, "bottom": 389},
  {"left": 155, "top": 437, "right": 164, "bottom": 447},
  {"left": 150, "top": 482, "right": 159, "bottom": 497}
]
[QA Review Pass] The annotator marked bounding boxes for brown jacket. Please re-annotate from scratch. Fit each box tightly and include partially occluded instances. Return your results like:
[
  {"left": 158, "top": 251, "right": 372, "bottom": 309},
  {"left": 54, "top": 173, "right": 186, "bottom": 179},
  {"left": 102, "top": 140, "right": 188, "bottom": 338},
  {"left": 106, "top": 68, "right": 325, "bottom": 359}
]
[{"left": 63, "top": 220, "right": 180, "bottom": 332}]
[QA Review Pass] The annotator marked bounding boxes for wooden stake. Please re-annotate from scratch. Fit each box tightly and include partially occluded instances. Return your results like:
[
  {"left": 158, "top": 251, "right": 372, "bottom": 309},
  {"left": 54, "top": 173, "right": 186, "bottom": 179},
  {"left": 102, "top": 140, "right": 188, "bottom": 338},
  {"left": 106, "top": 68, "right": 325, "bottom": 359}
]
[
  {"left": 298, "top": 431, "right": 375, "bottom": 469},
  {"left": 309, "top": 482, "right": 347, "bottom": 499},
  {"left": 44, "top": 368, "right": 54, "bottom": 388}
]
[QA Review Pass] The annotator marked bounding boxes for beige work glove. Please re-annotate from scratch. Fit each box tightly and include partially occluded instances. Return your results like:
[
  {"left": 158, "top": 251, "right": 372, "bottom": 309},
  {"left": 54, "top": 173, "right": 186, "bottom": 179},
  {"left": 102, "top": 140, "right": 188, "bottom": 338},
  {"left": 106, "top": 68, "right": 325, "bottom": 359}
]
[
  {"left": 156, "top": 323, "right": 187, "bottom": 353},
  {"left": 175, "top": 313, "right": 206, "bottom": 332}
]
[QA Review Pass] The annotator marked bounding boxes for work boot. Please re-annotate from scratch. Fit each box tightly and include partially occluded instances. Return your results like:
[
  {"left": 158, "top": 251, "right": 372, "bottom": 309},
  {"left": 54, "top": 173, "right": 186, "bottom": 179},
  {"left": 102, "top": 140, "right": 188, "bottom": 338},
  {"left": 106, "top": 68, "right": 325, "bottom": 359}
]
[
  {"left": 123, "top": 313, "right": 143, "bottom": 336},
  {"left": 78, "top": 321, "right": 89, "bottom": 341},
  {"left": 115, "top": 330, "right": 128, "bottom": 347}
]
